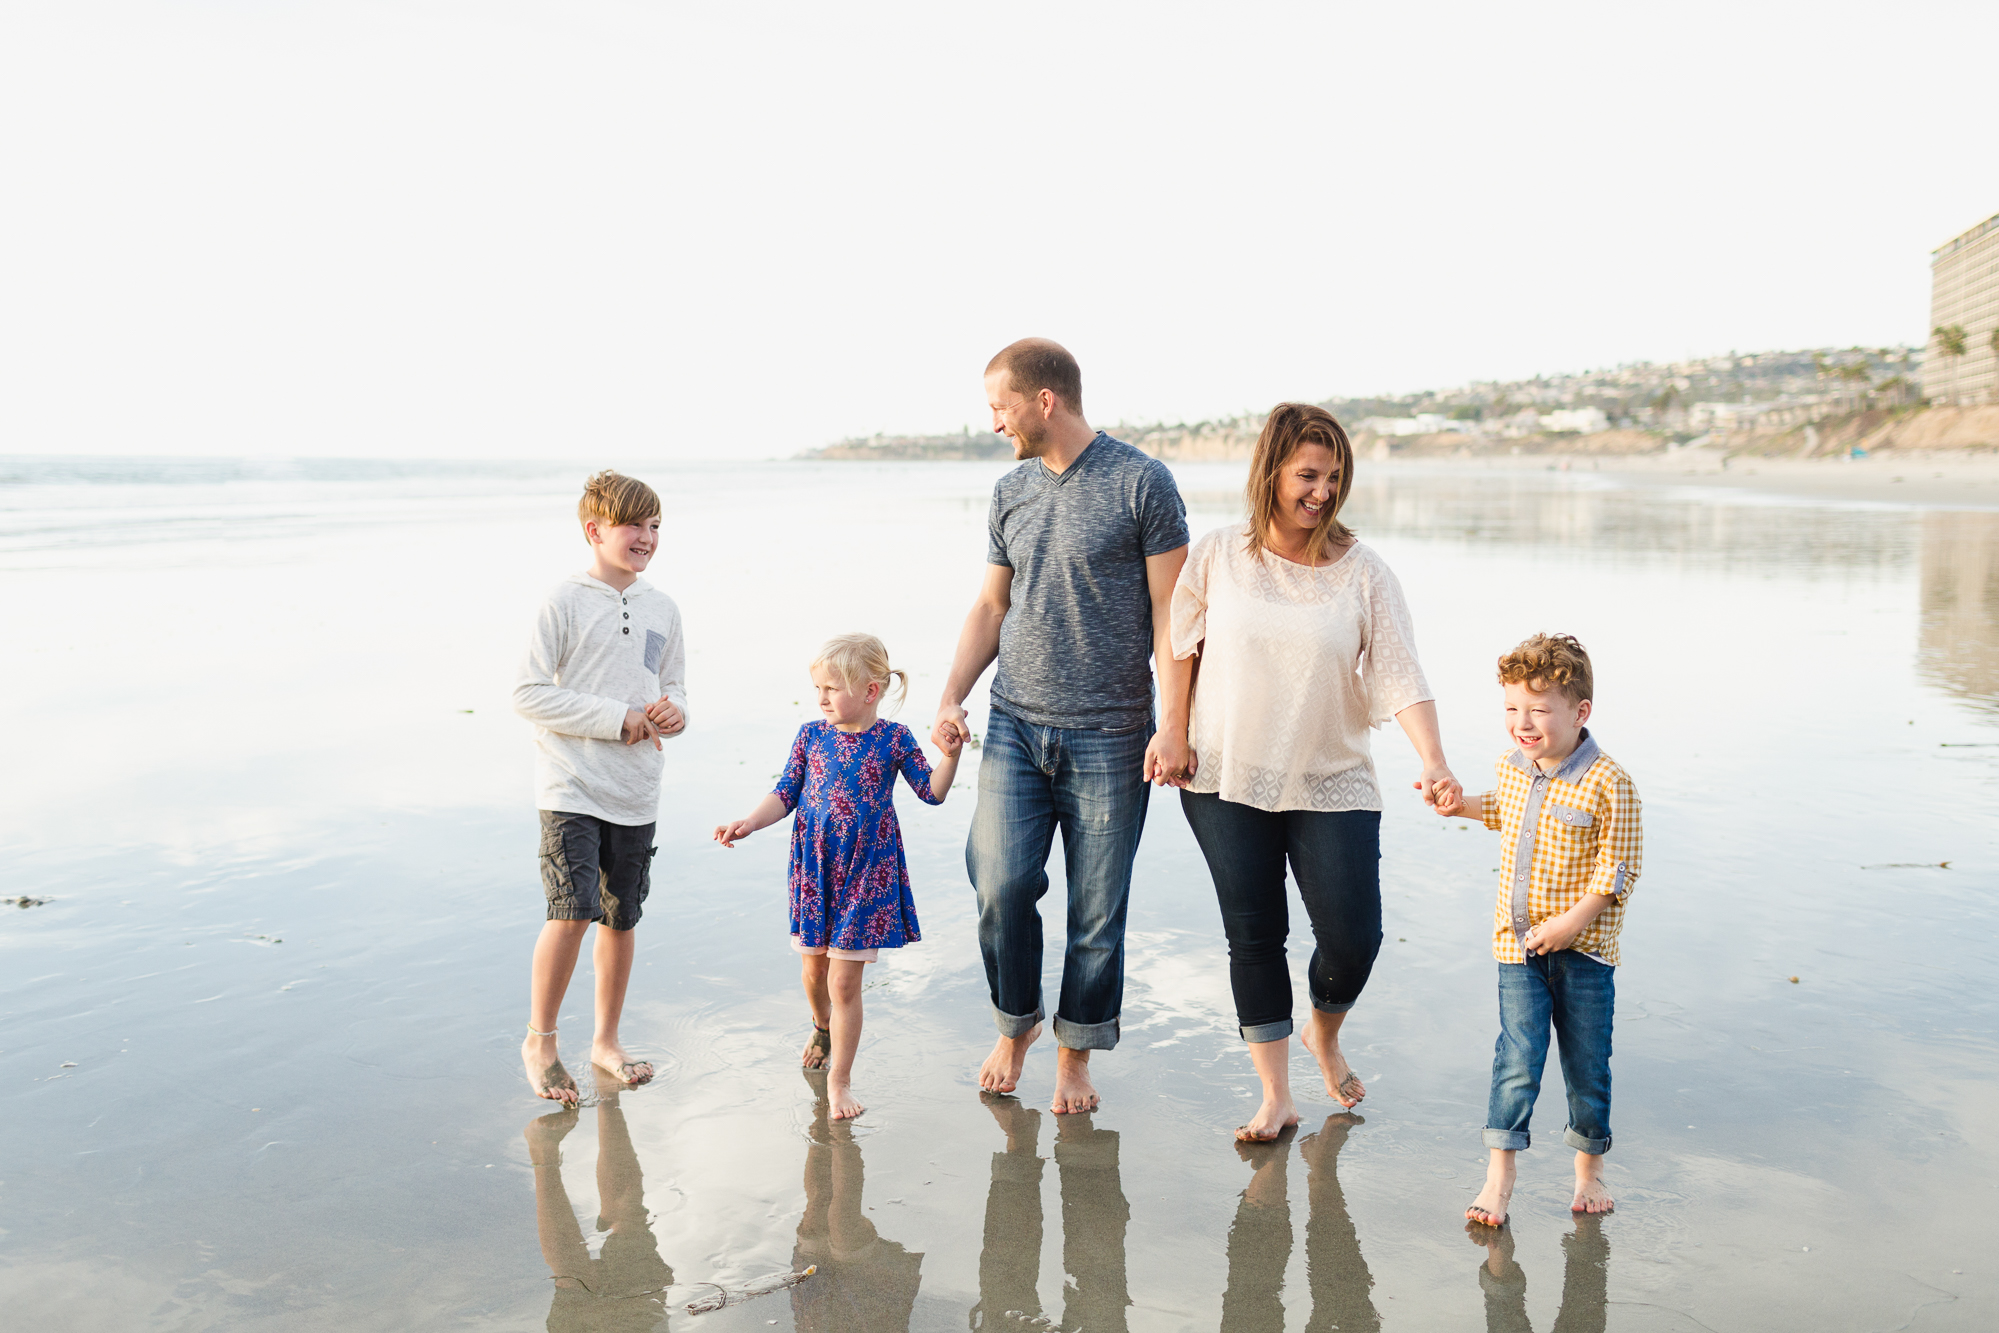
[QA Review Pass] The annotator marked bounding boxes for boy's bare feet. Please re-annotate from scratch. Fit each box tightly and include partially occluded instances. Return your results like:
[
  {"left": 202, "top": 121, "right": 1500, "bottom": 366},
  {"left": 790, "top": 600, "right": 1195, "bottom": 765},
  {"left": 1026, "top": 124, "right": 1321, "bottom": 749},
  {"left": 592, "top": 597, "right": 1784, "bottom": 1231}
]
[
  {"left": 1236, "top": 1092, "right": 1300, "bottom": 1142},
  {"left": 1300, "top": 1011, "right": 1365, "bottom": 1108},
  {"left": 591, "top": 1038, "right": 653, "bottom": 1088},
  {"left": 1051, "top": 1046, "right": 1099, "bottom": 1114},
  {"left": 1467, "top": 1150, "right": 1516, "bottom": 1227},
  {"left": 522, "top": 1031, "right": 579, "bottom": 1107},
  {"left": 1572, "top": 1151, "right": 1614, "bottom": 1214},
  {"left": 978, "top": 1022, "right": 1041, "bottom": 1094},
  {"left": 801, "top": 1024, "right": 831, "bottom": 1069},
  {"left": 828, "top": 1072, "right": 865, "bottom": 1120}
]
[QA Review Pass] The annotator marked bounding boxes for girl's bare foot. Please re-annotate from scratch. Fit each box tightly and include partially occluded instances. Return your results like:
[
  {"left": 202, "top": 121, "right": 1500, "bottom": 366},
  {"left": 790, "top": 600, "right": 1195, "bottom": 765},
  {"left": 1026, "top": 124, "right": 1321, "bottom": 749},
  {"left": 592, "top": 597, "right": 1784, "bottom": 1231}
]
[
  {"left": 522, "top": 1031, "right": 578, "bottom": 1106},
  {"left": 1235, "top": 1094, "right": 1300, "bottom": 1142},
  {"left": 801, "top": 1024, "right": 831, "bottom": 1069},
  {"left": 591, "top": 1039, "right": 653, "bottom": 1088},
  {"left": 828, "top": 1073, "right": 865, "bottom": 1120},
  {"left": 1572, "top": 1152, "right": 1614, "bottom": 1214},
  {"left": 1467, "top": 1151, "right": 1515, "bottom": 1227},
  {"left": 979, "top": 1022, "right": 1041, "bottom": 1094},
  {"left": 1051, "top": 1047, "right": 1099, "bottom": 1114},
  {"left": 1300, "top": 1013, "right": 1365, "bottom": 1108}
]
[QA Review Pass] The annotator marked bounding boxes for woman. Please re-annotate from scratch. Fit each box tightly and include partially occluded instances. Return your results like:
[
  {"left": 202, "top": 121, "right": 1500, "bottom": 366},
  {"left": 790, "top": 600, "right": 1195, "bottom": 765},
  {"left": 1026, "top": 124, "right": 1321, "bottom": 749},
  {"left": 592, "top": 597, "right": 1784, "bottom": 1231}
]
[{"left": 1152, "top": 402, "right": 1460, "bottom": 1142}]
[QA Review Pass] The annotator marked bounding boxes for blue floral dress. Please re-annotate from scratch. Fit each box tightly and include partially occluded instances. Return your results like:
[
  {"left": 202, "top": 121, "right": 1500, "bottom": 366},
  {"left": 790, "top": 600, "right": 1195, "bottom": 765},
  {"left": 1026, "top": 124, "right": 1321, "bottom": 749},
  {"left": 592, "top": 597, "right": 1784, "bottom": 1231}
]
[{"left": 774, "top": 719, "right": 940, "bottom": 952}]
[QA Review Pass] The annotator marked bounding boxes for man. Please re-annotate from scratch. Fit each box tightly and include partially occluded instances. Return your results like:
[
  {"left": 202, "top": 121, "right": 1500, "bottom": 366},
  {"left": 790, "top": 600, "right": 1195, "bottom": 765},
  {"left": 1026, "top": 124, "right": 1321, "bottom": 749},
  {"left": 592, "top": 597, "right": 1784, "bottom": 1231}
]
[{"left": 934, "top": 337, "right": 1190, "bottom": 1113}]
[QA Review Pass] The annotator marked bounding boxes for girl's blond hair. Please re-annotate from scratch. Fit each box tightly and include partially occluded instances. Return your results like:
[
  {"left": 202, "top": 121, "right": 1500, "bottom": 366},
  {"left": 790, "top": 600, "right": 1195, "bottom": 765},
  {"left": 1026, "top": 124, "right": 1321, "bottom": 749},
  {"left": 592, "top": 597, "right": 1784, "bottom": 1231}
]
[{"left": 811, "top": 633, "right": 909, "bottom": 711}]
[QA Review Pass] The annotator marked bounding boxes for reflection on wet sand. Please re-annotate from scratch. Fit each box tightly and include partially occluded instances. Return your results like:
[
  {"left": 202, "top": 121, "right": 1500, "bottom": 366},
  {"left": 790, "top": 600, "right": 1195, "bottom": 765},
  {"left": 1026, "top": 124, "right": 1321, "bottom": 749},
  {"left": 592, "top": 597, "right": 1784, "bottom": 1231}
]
[
  {"left": 1919, "top": 512, "right": 1999, "bottom": 711},
  {"left": 792, "top": 1070, "right": 924, "bottom": 1331},
  {"left": 1470, "top": 1216, "right": 1608, "bottom": 1333},
  {"left": 1220, "top": 1115, "right": 1380, "bottom": 1333},
  {"left": 973, "top": 1094, "right": 1131, "bottom": 1333},
  {"left": 526, "top": 1076, "right": 675, "bottom": 1331}
]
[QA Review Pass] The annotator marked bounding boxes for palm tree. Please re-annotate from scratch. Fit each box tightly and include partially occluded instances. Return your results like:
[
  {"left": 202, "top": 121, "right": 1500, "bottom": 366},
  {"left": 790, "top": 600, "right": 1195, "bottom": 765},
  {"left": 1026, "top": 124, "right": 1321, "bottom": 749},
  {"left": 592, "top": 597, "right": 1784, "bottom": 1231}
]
[
  {"left": 1933, "top": 324, "right": 1968, "bottom": 404},
  {"left": 1837, "top": 362, "right": 1872, "bottom": 412}
]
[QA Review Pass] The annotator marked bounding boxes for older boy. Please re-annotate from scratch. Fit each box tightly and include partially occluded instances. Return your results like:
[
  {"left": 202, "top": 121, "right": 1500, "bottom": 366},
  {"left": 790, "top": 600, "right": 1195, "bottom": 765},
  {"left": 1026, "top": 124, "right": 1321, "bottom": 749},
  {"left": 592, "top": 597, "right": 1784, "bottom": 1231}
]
[
  {"left": 513, "top": 470, "right": 689, "bottom": 1105},
  {"left": 1438, "top": 634, "right": 1641, "bottom": 1225}
]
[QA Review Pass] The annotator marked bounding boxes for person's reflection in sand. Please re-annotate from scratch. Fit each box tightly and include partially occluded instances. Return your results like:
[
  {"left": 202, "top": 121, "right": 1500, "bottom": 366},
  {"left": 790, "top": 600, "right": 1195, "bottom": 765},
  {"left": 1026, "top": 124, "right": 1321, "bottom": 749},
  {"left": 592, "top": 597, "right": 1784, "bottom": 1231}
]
[
  {"left": 790, "top": 1070, "right": 924, "bottom": 1331},
  {"left": 1218, "top": 1113, "right": 1380, "bottom": 1333},
  {"left": 971, "top": 1093, "right": 1132, "bottom": 1333},
  {"left": 525, "top": 1070, "right": 675, "bottom": 1332},
  {"left": 1469, "top": 1214, "right": 1608, "bottom": 1333}
]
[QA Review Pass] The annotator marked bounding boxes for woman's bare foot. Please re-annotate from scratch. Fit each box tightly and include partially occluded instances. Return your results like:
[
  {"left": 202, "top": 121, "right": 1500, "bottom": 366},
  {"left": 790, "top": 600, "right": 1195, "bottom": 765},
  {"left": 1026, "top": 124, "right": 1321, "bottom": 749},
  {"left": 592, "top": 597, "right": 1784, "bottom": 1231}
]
[
  {"left": 1467, "top": 1150, "right": 1515, "bottom": 1227},
  {"left": 978, "top": 1022, "right": 1041, "bottom": 1094},
  {"left": 1572, "top": 1152, "right": 1614, "bottom": 1214},
  {"left": 1051, "top": 1047, "right": 1099, "bottom": 1114},
  {"left": 591, "top": 1038, "right": 653, "bottom": 1088},
  {"left": 828, "top": 1072, "right": 865, "bottom": 1120},
  {"left": 1236, "top": 1093, "right": 1300, "bottom": 1142},
  {"left": 1300, "top": 1012, "right": 1365, "bottom": 1108},
  {"left": 523, "top": 1031, "right": 578, "bottom": 1106},
  {"left": 801, "top": 1024, "right": 831, "bottom": 1069}
]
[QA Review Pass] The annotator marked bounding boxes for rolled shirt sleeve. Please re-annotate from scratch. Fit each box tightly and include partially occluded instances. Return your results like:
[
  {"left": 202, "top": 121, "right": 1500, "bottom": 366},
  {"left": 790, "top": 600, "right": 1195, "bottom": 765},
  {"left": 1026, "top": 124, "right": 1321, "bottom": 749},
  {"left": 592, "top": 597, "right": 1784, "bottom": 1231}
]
[{"left": 1587, "top": 771, "right": 1643, "bottom": 901}]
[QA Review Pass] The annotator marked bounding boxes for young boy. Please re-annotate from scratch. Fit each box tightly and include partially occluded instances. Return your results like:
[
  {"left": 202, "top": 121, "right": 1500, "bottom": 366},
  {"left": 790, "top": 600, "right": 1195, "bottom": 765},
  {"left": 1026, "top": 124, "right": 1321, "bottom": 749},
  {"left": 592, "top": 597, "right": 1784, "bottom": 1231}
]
[
  {"left": 1437, "top": 633, "right": 1641, "bottom": 1226},
  {"left": 513, "top": 470, "right": 689, "bottom": 1105}
]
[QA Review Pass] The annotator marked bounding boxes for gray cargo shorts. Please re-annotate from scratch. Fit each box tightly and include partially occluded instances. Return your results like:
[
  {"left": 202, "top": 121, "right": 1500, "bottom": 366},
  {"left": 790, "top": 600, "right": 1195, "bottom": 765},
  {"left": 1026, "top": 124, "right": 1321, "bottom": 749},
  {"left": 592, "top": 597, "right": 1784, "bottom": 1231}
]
[{"left": 539, "top": 810, "right": 656, "bottom": 931}]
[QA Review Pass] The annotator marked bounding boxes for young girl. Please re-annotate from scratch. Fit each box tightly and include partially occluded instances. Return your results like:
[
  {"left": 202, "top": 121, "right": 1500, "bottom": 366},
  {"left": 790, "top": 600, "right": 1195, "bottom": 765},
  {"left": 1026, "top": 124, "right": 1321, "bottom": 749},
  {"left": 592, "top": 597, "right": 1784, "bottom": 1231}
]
[{"left": 714, "top": 633, "right": 962, "bottom": 1120}]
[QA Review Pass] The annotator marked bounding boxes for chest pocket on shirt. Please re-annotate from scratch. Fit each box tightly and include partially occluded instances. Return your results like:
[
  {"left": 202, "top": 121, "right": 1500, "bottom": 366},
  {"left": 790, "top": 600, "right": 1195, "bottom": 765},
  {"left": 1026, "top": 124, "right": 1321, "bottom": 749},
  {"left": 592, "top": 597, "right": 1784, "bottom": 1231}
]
[
  {"left": 643, "top": 629, "right": 667, "bottom": 673},
  {"left": 1548, "top": 805, "right": 1594, "bottom": 828}
]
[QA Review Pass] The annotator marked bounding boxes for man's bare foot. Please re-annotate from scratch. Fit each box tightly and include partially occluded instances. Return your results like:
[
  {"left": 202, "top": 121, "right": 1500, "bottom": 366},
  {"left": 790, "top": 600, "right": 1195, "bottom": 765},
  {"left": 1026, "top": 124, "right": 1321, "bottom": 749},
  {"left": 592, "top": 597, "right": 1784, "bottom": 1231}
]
[
  {"left": 828, "top": 1073, "right": 865, "bottom": 1121},
  {"left": 1051, "top": 1046, "right": 1099, "bottom": 1114},
  {"left": 523, "top": 1106, "right": 578, "bottom": 1164},
  {"left": 1572, "top": 1153, "right": 1614, "bottom": 1214},
  {"left": 1467, "top": 1152, "right": 1515, "bottom": 1227},
  {"left": 801, "top": 1024, "right": 831, "bottom": 1069},
  {"left": 1300, "top": 1013, "right": 1365, "bottom": 1108},
  {"left": 591, "top": 1038, "right": 653, "bottom": 1088},
  {"left": 978, "top": 1022, "right": 1041, "bottom": 1094},
  {"left": 981, "top": 1090, "right": 1042, "bottom": 1150},
  {"left": 523, "top": 1031, "right": 578, "bottom": 1107},
  {"left": 1236, "top": 1093, "right": 1300, "bottom": 1142}
]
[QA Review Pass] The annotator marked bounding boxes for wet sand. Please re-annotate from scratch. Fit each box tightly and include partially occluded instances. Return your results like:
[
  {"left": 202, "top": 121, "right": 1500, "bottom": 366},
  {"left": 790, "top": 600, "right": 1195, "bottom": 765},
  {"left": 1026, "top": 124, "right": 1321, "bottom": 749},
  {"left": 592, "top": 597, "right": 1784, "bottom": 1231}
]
[{"left": 2, "top": 457, "right": 1996, "bottom": 1329}]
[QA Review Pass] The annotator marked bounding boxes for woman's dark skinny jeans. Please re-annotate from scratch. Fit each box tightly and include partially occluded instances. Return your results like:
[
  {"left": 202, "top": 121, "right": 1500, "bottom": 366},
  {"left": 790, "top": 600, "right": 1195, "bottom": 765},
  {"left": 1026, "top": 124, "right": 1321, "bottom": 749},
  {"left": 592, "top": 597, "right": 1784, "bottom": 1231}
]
[{"left": 1180, "top": 791, "right": 1383, "bottom": 1042}]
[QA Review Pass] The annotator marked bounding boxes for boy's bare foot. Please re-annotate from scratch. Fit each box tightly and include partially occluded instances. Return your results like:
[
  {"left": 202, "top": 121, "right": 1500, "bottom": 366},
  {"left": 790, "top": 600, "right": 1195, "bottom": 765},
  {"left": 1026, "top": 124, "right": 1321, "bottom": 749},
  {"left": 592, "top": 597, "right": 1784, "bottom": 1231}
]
[
  {"left": 801, "top": 1024, "right": 831, "bottom": 1069},
  {"left": 591, "top": 1039, "right": 653, "bottom": 1088},
  {"left": 1300, "top": 1013, "right": 1365, "bottom": 1108},
  {"left": 1235, "top": 1092, "right": 1300, "bottom": 1142},
  {"left": 1467, "top": 1152, "right": 1516, "bottom": 1227},
  {"left": 1572, "top": 1152, "right": 1614, "bottom": 1214},
  {"left": 978, "top": 1022, "right": 1041, "bottom": 1094},
  {"left": 523, "top": 1031, "right": 578, "bottom": 1107},
  {"left": 828, "top": 1073, "right": 865, "bottom": 1121},
  {"left": 1051, "top": 1047, "right": 1099, "bottom": 1114}
]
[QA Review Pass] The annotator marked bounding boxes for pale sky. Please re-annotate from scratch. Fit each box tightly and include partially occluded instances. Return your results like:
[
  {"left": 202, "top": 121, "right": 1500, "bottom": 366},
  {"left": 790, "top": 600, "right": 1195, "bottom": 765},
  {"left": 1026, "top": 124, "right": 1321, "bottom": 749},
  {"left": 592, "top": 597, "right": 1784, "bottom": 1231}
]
[{"left": 3, "top": 1, "right": 1994, "bottom": 460}]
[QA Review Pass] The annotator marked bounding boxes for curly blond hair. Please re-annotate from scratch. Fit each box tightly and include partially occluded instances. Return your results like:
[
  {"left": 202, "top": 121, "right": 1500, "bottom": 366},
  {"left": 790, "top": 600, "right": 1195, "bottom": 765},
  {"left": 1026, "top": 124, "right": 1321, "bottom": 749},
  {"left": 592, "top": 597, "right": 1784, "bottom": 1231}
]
[{"left": 1496, "top": 633, "right": 1593, "bottom": 703}]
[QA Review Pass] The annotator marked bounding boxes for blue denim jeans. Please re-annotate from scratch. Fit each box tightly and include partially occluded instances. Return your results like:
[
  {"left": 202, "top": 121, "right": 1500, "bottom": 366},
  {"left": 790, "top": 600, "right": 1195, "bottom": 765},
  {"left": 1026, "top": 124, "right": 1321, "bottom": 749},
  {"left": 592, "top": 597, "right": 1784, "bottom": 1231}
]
[
  {"left": 1485, "top": 951, "right": 1614, "bottom": 1154},
  {"left": 966, "top": 708, "right": 1152, "bottom": 1050}
]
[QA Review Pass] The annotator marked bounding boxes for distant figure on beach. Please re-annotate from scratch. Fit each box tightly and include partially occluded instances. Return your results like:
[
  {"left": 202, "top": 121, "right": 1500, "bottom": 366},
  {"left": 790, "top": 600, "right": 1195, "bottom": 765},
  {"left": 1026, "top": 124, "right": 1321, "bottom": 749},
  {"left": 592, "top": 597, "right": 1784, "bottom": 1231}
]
[
  {"left": 715, "top": 634, "right": 962, "bottom": 1119},
  {"left": 1156, "top": 404, "right": 1460, "bottom": 1141},
  {"left": 1436, "top": 634, "right": 1642, "bottom": 1225},
  {"left": 513, "top": 470, "right": 688, "bottom": 1105},
  {"left": 933, "top": 337, "right": 1190, "bottom": 1114}
]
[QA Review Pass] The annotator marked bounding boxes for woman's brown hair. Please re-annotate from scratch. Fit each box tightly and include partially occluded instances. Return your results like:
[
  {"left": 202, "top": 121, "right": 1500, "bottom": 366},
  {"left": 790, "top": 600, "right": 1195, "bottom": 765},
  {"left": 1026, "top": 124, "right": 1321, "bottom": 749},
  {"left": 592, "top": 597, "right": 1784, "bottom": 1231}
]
[{"left": 1244, "top": 402, "right": 1356, "bottom": 566}]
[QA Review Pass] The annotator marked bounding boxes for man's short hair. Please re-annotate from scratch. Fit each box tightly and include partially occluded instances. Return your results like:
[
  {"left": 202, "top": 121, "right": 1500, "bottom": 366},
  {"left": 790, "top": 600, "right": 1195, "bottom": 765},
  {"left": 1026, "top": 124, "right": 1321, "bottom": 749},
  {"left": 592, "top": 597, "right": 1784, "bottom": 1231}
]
[
  {"left": 578, "top": 470, "right": 661, "bottom": 529},
  {"left": 1497, "top": 633, "right": 1594, "bottom": 703},
  {"left": 986, "top": 338, "right": 1083, "bottom": 416}
]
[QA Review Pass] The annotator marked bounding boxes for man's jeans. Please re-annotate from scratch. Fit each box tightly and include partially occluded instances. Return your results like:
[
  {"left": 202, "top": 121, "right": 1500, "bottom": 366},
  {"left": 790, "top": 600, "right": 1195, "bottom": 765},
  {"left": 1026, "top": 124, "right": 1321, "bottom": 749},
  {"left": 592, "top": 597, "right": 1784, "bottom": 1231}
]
[
  {"left": 1485, "top": 951, "right": 1614, "bottom": 1154},
  {"left": 967, "top": 708, "right": 1152, "bottom": 1050}
]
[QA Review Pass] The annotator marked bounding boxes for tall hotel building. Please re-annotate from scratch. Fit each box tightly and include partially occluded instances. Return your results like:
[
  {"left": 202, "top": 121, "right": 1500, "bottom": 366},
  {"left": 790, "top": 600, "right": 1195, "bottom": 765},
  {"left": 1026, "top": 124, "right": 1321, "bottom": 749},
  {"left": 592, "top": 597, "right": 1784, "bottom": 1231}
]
[{"left": 1926, "top": 212, "right": 1999, "bottom": 404}]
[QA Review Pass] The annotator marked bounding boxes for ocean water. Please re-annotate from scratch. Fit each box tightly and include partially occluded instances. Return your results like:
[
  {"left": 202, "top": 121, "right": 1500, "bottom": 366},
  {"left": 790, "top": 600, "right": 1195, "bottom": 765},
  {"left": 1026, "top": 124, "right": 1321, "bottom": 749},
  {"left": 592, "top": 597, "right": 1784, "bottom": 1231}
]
[{"left": 1, "top": 456, "right": 1995, "bottom": 1331}]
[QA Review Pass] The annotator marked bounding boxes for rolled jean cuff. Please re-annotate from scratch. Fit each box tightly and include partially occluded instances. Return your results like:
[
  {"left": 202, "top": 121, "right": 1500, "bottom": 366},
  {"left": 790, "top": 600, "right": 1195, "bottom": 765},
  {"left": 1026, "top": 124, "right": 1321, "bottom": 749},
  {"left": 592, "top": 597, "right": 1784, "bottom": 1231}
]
[
  {"left": 1563, "top": 1127, "right": 1611, "bottom": 1154},
  {"left": 1483, "top": 1128, "right": 1531, "bottom": 1151},
  {"left": 1241, "top": 1018, "right": 1294, "bottom": 1044},
  {"left": 992, "top": 1004, "right": 1044, "bottom": 1040},
  {"left": 1310, "top": 997, "right": 1357, "bottom": 1015},
  {"left": 1053, "top": 1014, "right": 1119, "bottom": 1051}
]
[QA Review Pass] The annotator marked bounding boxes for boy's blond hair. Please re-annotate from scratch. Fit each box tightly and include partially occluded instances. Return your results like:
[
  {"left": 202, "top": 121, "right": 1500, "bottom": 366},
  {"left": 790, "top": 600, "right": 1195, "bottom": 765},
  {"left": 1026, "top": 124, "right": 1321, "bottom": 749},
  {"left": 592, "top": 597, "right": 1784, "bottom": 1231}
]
[
  {"left": 812, "top": 633, "right": 909, "bottom": 711},
  {"left": 578, "top": 470, "right": 661, "bottom": 531},
  {"left": 1497, "top": 633, "right": 1593, "bottom": 703}
]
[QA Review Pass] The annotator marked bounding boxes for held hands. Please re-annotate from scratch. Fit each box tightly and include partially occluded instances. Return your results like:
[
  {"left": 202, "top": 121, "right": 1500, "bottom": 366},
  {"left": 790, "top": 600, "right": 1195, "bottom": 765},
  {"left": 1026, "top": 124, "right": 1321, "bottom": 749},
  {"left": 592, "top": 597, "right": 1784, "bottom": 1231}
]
[
  {"left": 936, "top": 724, "right": 964, "bottom": 759},
  {"left": 1415, "top": 764, "right": 1463, "bottom": 814},
  {"left": 932, "top": 701, "right": 969, "bottom": 752},
  {"left": 1143, "top": 729, "right": 1196, "bottom": 787},
  {"left": 645, "top": 696, "right": 685, "bottom": 737}
]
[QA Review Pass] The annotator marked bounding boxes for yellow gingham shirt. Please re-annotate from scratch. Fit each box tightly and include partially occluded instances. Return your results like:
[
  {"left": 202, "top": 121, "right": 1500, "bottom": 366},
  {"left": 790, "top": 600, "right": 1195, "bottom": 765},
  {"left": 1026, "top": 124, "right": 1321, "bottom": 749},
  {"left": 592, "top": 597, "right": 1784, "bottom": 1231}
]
[{"left": 1479, "top": 730, "right": 1642, "bottom": 965}]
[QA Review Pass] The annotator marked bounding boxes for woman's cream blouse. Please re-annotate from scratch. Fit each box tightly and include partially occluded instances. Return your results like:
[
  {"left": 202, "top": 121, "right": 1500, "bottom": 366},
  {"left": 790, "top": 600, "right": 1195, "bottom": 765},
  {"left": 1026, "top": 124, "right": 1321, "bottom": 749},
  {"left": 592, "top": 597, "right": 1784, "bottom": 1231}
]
[{"left": 1169, "top": 526, "right": 1433, "bottom": 812}]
